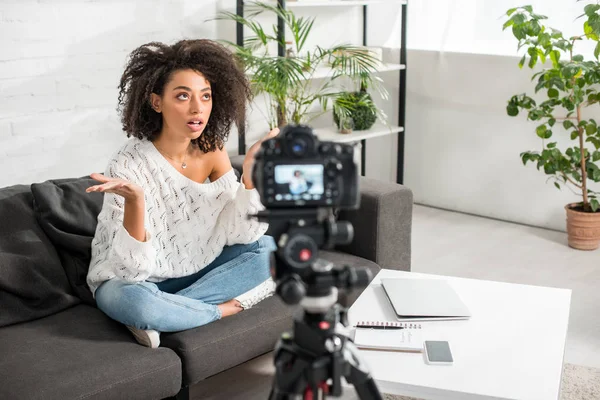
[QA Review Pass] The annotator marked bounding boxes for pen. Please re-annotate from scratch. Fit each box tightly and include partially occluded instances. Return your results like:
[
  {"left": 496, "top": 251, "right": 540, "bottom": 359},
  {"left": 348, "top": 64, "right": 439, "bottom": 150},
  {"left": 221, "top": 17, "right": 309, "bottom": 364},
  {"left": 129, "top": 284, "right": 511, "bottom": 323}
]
[{"left": 355, "top": 325, "right": 405, "bottom": 330}]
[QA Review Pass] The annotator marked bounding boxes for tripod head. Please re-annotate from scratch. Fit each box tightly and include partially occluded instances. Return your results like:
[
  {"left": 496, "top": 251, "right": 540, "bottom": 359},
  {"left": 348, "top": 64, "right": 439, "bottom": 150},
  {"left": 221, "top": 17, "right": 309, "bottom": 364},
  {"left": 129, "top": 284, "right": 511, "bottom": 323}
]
[{"left": 253, "top": 208, "right": 371, "bottom": 308}]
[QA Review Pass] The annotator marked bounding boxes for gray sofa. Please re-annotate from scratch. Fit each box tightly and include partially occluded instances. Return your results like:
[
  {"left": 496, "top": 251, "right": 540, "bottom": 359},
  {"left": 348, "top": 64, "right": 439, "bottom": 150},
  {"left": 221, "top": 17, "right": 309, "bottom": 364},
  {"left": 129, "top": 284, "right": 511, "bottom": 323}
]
[{"left": 0, "top": 157, "right": 413, "bottom": 400}]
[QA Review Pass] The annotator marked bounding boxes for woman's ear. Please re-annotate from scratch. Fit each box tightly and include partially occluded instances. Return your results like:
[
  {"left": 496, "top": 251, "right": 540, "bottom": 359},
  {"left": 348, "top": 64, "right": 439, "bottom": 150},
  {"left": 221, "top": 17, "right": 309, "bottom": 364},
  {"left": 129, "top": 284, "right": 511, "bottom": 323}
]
[{"left": 150, "top": 93, "right": 162, "bottom": 113}]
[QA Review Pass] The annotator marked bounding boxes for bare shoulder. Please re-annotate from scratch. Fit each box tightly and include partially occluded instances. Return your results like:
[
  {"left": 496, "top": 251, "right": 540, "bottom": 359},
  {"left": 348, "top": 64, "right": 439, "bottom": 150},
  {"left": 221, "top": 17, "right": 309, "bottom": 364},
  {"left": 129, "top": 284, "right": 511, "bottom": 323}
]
[{"left": 209, "top": 146, "right": 233, "bottom": 182}]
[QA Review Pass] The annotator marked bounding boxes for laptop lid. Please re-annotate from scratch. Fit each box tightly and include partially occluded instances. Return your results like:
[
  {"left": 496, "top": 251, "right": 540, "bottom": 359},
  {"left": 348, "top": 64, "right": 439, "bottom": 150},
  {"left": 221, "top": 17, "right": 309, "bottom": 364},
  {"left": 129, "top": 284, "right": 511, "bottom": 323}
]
[{"left": 380, "top": 278, "right": 472, "bottom": 320}]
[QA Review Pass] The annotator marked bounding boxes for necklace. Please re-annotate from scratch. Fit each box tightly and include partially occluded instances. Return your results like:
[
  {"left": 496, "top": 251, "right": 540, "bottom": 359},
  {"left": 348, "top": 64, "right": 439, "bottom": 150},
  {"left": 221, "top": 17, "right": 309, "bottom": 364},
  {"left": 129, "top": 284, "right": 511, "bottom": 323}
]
[{"left": 154, "top": 143, "right": 191, "bottom": 169}]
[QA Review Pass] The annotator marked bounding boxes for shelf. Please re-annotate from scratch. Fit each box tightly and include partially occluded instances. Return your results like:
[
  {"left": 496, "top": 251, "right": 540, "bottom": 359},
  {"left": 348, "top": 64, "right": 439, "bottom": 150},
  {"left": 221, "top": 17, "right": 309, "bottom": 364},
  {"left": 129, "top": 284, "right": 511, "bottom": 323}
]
[
  {"left": 262, "top": 0, "right": 408, "bottom": 7},
  {"left": 314, "top": 123, "right": 404, "bottom": 143},
  {"left": 247, "top": 63, "right": 405, "bottom": 80},
  {"left": 245, "top": 123, "right": 403, "bottom": 147}
]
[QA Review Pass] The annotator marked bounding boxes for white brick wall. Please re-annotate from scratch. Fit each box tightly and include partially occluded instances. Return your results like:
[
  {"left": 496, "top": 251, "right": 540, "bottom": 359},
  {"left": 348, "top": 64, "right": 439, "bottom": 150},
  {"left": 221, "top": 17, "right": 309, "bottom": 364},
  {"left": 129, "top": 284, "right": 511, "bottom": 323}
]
[{"left": 0, "top": 0, "right": 221, "bottom": 187}]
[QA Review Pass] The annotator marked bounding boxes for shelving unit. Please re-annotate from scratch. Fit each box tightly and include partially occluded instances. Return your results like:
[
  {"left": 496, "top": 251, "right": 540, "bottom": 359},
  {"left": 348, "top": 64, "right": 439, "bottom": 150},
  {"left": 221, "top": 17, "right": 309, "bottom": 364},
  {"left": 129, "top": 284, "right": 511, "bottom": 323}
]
[{"left": 236, "top": 0, "right": 408, "bottom": 184}]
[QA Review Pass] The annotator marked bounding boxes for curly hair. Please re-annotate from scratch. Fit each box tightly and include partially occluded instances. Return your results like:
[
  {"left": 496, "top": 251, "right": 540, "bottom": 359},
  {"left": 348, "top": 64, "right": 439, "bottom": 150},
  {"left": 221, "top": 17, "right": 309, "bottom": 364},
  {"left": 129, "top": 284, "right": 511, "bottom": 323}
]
[{"left": 117, "top": 39, "right": 251, "bottom": 152}]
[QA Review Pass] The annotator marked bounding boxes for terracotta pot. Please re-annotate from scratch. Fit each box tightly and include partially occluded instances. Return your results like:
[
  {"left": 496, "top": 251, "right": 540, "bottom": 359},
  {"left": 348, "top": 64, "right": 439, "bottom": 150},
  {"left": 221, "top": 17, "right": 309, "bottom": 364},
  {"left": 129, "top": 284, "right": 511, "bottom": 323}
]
[{"left": 565, "top": 203, "right": 600, "bottom": 250}]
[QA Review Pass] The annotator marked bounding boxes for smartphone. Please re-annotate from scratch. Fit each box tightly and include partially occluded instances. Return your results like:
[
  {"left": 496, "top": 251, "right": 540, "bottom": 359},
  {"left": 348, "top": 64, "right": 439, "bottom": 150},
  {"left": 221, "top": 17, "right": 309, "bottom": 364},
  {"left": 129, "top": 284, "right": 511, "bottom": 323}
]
[{"left": 424, "top": 341, "right": 453, "bottom": 365}]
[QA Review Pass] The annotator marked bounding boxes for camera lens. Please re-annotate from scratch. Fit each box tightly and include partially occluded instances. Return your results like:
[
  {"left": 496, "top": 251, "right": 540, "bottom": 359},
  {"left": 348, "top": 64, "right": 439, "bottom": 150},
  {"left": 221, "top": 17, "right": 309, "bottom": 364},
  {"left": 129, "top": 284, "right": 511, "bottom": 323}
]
[{"left": 290, "top": 138, "right": 307, "bottom": 156}]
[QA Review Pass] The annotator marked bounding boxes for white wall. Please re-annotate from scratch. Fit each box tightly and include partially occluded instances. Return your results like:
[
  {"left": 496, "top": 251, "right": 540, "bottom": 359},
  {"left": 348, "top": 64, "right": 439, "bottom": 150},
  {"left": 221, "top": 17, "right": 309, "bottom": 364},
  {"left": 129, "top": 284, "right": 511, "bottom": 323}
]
[
  {"left": 403, "top": 49, "right": 600, "bottom": 232},
  {"left": 0, "top": 0, "right": 220, "bottom": 187},
  {"left": 399, "top": 1, "right": 600, "bottom": 231}
]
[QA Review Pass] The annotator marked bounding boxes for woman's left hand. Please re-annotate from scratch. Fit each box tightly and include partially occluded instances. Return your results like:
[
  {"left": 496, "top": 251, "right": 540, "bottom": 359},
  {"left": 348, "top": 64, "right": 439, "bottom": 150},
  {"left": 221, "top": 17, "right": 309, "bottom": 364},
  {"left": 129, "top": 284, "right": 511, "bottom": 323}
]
[{"left": 242, "top": 128, "right": 280, "bottom": 189}]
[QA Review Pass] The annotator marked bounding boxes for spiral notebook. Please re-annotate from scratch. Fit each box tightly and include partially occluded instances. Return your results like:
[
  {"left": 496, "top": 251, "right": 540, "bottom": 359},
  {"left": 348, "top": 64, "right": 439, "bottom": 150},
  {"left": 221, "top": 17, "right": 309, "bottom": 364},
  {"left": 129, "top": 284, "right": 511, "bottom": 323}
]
[{"left": 353, "top": 321, "right": 423, "bottom": 353}]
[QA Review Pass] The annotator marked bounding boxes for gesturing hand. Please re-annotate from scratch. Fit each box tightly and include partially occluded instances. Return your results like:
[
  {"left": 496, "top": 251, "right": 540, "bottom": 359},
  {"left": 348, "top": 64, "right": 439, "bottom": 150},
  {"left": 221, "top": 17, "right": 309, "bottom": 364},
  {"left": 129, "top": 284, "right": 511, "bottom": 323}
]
[
  {"left": 242, "top": 128, "right": 280, "bottom": 189},
  {"left": 86, "top": 173, "right": 144, "bottom": 204}
]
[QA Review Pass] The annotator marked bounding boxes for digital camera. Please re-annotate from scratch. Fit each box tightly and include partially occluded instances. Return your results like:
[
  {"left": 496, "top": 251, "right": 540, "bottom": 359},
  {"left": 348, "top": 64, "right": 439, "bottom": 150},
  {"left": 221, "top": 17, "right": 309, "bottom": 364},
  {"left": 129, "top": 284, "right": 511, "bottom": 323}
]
[{"left": 252, "top": 125, "right": 359, "bottom": 210}]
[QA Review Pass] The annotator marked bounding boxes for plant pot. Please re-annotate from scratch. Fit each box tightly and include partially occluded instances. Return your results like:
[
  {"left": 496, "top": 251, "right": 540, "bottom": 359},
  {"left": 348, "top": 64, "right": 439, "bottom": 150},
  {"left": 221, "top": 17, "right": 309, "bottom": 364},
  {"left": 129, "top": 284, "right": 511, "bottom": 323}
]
[{"left": 565, "top": 203, "right": 600, "bottom": 250}]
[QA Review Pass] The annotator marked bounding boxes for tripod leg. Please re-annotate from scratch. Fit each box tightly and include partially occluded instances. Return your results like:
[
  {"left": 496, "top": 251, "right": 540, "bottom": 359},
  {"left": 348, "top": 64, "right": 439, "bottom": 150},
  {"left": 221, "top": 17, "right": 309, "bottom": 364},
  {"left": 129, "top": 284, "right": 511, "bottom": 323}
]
[{"left": 342, "top": 341, "right": 384, "bottom": 400}]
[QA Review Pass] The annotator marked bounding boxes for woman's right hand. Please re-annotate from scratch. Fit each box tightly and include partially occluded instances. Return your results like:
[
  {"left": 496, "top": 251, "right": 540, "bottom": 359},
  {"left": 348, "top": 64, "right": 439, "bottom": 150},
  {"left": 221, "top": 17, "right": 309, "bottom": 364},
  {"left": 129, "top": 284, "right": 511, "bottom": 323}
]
[{"left": 86, "top": 173, "right": 144, "bottom": 204}]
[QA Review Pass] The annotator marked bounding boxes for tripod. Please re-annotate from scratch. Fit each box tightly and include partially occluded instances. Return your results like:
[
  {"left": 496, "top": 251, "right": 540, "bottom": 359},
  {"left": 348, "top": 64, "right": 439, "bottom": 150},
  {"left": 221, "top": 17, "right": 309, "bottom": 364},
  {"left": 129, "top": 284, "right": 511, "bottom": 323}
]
[{"left": 268, "top": 261, "right": 383, "bottom": 400}]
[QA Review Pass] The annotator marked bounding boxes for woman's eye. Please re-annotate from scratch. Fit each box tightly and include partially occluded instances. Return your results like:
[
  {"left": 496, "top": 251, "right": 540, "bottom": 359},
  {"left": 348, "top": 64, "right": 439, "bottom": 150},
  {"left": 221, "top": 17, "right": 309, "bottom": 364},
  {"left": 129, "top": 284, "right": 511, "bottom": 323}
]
[
  {"left": 177, "top": 93, "right": 189, "bottom": 100},
  {"left": 203, "top": 93, "right": 212, "bottom": 100}
]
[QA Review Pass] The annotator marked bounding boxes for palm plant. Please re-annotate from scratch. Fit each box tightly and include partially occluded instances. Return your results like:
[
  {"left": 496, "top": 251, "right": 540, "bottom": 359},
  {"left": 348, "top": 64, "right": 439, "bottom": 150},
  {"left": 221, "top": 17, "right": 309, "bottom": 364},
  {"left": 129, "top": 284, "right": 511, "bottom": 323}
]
[{"left": 215, "top": 1, "right": 387, "bottom": 129}]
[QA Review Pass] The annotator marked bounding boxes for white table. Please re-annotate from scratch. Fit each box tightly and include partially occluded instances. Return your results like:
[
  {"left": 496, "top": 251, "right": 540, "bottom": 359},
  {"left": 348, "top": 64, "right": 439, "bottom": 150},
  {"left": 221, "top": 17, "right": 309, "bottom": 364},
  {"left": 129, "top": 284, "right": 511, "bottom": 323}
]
[{"left": 346, "top": 269, "right": 572, "bottom": 400}]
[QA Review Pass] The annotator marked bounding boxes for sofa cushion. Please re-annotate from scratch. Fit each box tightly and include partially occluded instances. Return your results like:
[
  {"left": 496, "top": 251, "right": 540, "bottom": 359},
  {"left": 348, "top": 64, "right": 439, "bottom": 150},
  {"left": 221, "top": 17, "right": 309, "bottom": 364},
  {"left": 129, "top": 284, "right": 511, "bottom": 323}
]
[
  {"left": 0, "top": 304, "right": 182, "bottom": 400},
  {"left": 0, "top": 184, "right": 79, "bottom": 328},
  {"left": 31, "top": 177, "right": 103, "bottom": 306},
  {"left": 161, "top": 292, "right": 293, "bottom": 386},
  {"left": 161, "top": 250, "right": 379, "bottom": 386}
]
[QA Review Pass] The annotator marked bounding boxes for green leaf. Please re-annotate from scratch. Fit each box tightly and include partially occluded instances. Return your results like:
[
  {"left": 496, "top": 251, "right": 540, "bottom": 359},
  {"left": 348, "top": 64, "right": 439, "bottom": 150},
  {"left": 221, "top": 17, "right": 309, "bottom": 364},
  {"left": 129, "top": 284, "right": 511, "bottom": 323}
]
[
  {"left": 521, "top": 152, "right": 530, "bottom": 165},
  {"left": 550, "top": 28, "right": 563, "bottom": 39},
  {"left": 504, "top": 19, "right": 515, "bottom": 30},
  {"left": 593, "top": 151, "right": 600, "bottom": 161},
  {"left": 584, "top": 21, "right": 600, "bottom": 41},
  {"left": 543, "top": 163, "right": 557, "bottom": 174},
  {"left": 563, "top": 120, "right": 575, "bottom": 130},
  {"left": 571, "top": 130, "right": 580, "bottom": 140},
  {"left": 512, "top": 13, "right": 526, "bottom": 25},
  {"left": 573, "top": 54, "right": 584, "bottom": 62},
  {"left": 585, "top": 4, "right": 600, "bottom": 17},
  {"left": 547, "top": 142, "right": 557, "bottom": 148},
  {"left": 550, "top": 50, "right": 560, "bottom": 66},
  {"left": 586, "top": 124, "right": 596, "bottom": 136},
  {"left": 519, "top": 54, "right": 526, "bottom": 68},
  {"left": 507, "top": 104, "right": 519, "bottom": 116},
  {"left": 507, "top": 7, "right": 518, "bottom": 16},
  {"left": 523, "top": 5, "right": 533, "bottom": 13},
  {"left": 548, "top": 88, "right": 559, "bottom": 98},
  {"left": 563, "top": 65, "right": 577, "bottom": 79},
  {"left": 536, "top": 124, "right": 547, "bottom": 137},
  {"left": 595, "top": 42, "right": 600, "bottom": 59},
  {"left": 548, "top": 118, "right": 556, "bottom": 127},
  {"left": 528, "top": 47, "right": 539, "bottom": 68},
  {"left": 591, "top": 198, "right": 600, "bottom": 212},
  {"left": 554, "top": 182, "right": 561, "bottom": 190},
  {"left": 587, "top": 136, "right": 600, "bottom": 149},
  {"left": 513, "top": 25, "right": 527, "bottom": 40}
]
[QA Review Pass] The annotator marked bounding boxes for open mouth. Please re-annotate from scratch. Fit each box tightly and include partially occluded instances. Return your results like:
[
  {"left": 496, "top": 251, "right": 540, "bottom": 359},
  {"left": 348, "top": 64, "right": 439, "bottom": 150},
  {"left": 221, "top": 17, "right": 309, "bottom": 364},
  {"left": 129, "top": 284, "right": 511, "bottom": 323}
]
[{"left": 187, "top": 119, "right": 204, "bottom": 131}]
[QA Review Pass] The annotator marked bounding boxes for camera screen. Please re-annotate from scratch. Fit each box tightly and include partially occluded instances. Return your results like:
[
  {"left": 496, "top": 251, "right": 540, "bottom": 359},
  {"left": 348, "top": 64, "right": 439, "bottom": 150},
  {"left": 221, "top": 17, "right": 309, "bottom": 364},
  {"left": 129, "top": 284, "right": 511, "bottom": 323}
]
[{"left": 273, "top": 164, "right": 324, "bottom": 201}]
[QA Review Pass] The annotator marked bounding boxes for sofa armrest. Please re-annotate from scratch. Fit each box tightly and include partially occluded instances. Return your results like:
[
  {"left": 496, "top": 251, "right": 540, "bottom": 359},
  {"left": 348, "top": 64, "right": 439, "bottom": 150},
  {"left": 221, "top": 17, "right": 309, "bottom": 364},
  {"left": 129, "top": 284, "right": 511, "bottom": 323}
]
[{"left": 336, "top": 177, "right": 413, "bottom": 272}]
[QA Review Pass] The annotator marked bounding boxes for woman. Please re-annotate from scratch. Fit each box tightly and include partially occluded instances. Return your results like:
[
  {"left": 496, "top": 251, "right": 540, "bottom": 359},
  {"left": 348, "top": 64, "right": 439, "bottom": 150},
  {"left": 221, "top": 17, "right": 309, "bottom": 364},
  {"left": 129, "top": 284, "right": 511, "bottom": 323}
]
[
  {"left": 86, "top": 39, "right": 278, "bottom": 348},
  {"left": 288, "top": 170, "right": 309, "bottom": 195}
]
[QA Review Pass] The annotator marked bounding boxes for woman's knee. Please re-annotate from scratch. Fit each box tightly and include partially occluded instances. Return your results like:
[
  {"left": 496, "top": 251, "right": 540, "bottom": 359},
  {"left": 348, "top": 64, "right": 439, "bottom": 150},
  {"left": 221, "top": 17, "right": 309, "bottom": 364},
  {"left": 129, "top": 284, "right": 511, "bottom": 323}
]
[
  {"left": 256, "top": 235, "right": 277, "bottom": 252},
  {"left": 95, "top": 279, "right": 159, "bottom": 327}
]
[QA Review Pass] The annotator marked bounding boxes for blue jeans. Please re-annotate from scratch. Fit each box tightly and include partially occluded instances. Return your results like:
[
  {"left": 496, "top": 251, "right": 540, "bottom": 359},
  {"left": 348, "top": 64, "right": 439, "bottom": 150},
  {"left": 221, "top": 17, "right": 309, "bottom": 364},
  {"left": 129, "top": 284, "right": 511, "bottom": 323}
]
[{"left": 95, "top": 236, "right": 276, "bottom": 332}]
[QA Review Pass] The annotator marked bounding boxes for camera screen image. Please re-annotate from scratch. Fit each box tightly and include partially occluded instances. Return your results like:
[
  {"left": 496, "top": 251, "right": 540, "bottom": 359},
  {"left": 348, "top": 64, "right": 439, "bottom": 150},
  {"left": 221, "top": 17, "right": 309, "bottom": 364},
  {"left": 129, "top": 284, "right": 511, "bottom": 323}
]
[{"left": 273, "top": 164, "right": 324, "bottom": 201}]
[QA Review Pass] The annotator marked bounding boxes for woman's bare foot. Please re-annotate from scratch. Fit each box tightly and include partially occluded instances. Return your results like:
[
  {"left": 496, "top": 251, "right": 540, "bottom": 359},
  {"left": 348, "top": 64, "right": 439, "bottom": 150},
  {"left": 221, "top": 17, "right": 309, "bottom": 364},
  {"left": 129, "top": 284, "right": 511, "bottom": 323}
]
[{"left": 218, "top": 299, "right": 243, "bottom": 318}]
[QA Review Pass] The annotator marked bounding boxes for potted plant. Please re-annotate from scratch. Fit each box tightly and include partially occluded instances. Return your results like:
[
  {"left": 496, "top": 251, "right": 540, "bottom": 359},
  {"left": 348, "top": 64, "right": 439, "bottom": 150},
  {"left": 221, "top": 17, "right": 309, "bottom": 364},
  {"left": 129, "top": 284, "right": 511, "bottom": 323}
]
[
  {"left": 215, "top": 1, "right": 387, "bottom": 129},
  {"left": 503, "top": 3, "right": 600, "bottom": 250},
  {"left": 331, "top": 89, "right": 386, "bottom": 133},
  {"left": 332, "top": 72, "right": 386, "bottom": 132}
]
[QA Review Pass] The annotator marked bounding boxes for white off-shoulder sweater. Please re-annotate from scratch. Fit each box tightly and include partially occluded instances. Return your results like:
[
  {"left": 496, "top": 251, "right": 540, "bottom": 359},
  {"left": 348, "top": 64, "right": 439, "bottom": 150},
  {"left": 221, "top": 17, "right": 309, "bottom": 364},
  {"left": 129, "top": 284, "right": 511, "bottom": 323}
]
[{"left": 87, "top": 138, "right": 268, "bottom": 296}]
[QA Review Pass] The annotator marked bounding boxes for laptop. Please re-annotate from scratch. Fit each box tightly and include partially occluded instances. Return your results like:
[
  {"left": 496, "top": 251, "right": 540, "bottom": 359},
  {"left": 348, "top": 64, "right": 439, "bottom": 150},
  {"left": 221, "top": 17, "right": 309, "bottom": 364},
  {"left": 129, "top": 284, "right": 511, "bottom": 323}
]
[{"left": 380, "top": 278, "right": 472, "bottom": 321}]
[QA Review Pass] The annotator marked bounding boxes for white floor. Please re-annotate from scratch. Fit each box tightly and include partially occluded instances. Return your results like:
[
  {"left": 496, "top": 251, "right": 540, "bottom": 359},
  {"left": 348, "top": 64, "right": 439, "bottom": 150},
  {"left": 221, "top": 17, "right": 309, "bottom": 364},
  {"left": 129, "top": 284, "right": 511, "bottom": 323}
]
[
  {"left": 191, "top": 205, "right": 600, "bottom": 399},
  {"left": 410, "top": 204, "right": 600, "bottom": 369}
]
